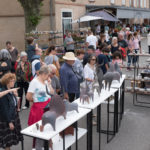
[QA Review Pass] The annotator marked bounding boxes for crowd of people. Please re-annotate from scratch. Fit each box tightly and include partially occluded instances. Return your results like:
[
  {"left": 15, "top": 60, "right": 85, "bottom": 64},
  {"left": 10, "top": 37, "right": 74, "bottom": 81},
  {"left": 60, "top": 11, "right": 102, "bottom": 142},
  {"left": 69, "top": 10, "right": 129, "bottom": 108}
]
[{"left": 0, "top": 25, "right": 143, "bottom": 149}]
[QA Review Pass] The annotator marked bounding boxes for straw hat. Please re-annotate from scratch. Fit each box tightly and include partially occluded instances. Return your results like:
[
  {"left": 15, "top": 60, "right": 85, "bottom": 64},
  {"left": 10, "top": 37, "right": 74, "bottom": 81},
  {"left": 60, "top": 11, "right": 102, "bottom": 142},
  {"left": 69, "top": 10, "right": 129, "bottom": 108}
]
[{"left": 63, "top": 52, "right": 76, "bottom": 60}]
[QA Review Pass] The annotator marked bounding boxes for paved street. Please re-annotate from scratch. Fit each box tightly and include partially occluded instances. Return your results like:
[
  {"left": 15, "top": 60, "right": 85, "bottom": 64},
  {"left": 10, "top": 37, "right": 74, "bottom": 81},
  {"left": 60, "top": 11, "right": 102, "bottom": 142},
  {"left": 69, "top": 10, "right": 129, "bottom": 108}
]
[{"left": 2, "top": 37, "right": 150, "bottom": 150}]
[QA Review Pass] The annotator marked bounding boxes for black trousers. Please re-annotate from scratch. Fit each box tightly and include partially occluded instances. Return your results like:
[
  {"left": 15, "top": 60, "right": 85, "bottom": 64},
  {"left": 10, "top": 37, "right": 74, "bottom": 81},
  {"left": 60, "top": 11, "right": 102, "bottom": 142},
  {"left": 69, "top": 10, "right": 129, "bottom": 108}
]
[
  {"left": 68, "top": 93, "right": 79, "bottom": 103},
  {"left": 149, "top": 46, "right": 150, "bottom": 54},
  {"left": 17, "top": 81, "right": 29, "bottom": 108},
  {"left": 68, "top": 93, "right": 76, "bottom": 103}
]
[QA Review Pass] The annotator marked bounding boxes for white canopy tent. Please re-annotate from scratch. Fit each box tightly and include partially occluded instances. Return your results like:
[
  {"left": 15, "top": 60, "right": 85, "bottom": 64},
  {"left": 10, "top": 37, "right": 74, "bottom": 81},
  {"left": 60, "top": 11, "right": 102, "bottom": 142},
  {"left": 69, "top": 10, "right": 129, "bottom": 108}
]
[{"left": 72, "top": 15, "right": 102, "bottom": 23}]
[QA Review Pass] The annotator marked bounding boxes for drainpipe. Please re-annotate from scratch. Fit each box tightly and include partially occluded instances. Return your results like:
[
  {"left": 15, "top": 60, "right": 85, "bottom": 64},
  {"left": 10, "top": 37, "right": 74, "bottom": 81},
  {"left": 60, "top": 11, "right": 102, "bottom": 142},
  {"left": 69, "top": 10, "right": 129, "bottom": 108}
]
[{"left": 49, "top": 0, "right": 56, "bottom": 31}]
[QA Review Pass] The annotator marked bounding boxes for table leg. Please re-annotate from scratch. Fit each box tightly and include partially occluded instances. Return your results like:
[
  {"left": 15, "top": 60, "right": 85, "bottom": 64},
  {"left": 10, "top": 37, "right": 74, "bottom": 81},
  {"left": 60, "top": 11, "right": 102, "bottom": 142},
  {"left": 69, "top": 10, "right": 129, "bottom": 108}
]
[
  {"left": 44, "top": 140, "right": 49, "bottom": 150},
  {"left": 63, "top": 130, "right": 65, "bottom": 150},
  {"left": 97, "top": 105, "right": 101, "bottom": 150},
  {"left": 107, "top": 98, "right": 110, "bottom": 143},
  {"left": 21, "top": 139, "right": 24, "bottom": 150},
  {"left": 75, "top": 121, "right": 78, "bottom": 150},
  {"left": 114, "top": 90, "right": 119, "bottom": 133},
  {"left": 121, "top": 81, "right": 125, "bottom": 116},
  {"left": 87, "top": 110, "right": 92, "bottom": 150}
]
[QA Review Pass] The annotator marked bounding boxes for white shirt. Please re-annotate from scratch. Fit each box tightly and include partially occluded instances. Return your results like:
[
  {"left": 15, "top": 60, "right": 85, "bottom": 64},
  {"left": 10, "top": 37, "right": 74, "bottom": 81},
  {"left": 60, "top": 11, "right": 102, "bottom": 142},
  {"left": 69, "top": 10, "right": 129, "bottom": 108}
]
[
  {"left": 83, "top": 64, "right": 96, "bottom": 89},
  {"left": 86, "top": 35, "right": 98, "bottom": 50},
  {"left": 28, "top": 78, "right": 50, "bottom": 103}
]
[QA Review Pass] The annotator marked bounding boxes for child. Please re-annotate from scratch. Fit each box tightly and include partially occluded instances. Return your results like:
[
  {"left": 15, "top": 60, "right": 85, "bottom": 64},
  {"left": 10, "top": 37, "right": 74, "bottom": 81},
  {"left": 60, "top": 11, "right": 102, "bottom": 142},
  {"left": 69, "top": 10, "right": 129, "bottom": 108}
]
[{"left": 112, "top": 51, "right": 123, "bottom": 68}]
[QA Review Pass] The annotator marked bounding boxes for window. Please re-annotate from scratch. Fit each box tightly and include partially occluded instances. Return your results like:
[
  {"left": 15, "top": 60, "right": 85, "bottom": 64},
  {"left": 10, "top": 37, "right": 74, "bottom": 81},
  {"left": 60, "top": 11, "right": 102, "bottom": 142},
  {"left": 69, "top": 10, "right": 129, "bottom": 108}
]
[
  {"left": 134, "top": 0, "right": 136, "bottom": 7},
  {"left": 137, "top": 0, "right": 139, "bottom": 7},
  {"left": 62, "top": 11, "right": 72, "bottom": 35},
  {"left": 130, "top": 0, "right": 134, "bottom": 7},
  {"left": 111, "top": 0, "right": 115, "bottom": 4},
  {"left": 144, "top": 0, "right": 146, "bottom": 7},
  {"left": 122, "top": 0, "right": 126, "bottom": 5},
  {"left": 140, "top": 0, "right": 143, "bottom": 7}
]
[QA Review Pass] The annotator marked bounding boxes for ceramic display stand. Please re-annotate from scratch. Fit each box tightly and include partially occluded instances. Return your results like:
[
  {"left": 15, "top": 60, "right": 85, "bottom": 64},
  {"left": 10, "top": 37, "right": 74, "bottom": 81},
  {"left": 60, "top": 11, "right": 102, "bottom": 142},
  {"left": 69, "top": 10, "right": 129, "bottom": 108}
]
[{"left": 21, "top": 107, "right": 91, "bottom": 150}]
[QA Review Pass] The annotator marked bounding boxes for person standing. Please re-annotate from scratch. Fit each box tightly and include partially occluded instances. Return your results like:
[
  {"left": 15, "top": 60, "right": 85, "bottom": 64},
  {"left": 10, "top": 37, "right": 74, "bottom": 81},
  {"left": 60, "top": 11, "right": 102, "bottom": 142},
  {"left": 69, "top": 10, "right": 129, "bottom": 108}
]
[
  {"left": 133, "top": 32, "right": 141, "bottom": 65},
  {"left": 111, "top": 37, "right": 119, "bottom": 55},
  {"left": 84, "top": 54, "right": 96, "bottom": 89},
  {"left": 97, "top": 48, "right": 109, "bottom": 75},
  {"left": 73, "top": 49, "right": 85, "bottom": 98},
  {"left": 65, "top": 32, "right": 75, "bottom": 53},
  {"left": 6, "top": 41, "right": 18, "bottom": 73},
  {"left": 0, "top": 73, "right": 23, "bottom": 150},
  {"left": 48, "top": 64, "right": 61, "bottom": 94},
  {"left": 15, "top": 52, "right": 32, "bottom": 111},
  {"left": 0, "top": 49, "right": 12, "bottom": 78},
  {"left": 147, "top": 30, "right": 150, "bottom": 54},
  {"left": 118, "top": 33, "right": 128, "bottom": 60},
  {"left": 60, "top": 52, "right": 79, "bottom": 102},
  {"left": 44, "top": 45, "right": 60, "bottom": 77},
  {"left": 31, "top": 48, "right": 43, "bottom": 77},
  {"left": 26, "top": 37, "right": 38, "bottom": 62},
  {"left": 126, "top": 33, "right": 134, "bottom": 70},
  {"left": 86, "top": 30, "right": 98, "bottom": 50},
  {"left": 27, "top": 65, "right": 54, "bottom": 126},
  {"left": 83, "top": 45, "right": 95, "bottom": 66}
]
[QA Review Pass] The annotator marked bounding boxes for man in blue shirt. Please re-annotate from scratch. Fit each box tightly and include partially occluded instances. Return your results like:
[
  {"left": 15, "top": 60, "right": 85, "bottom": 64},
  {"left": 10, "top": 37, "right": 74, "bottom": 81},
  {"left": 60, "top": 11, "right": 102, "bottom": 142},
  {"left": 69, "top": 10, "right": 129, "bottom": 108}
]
[
  {"left": 60, "top": 52, "right": 79, "bottom": 102},
  {"left": 97, "top": 47, "right": 109, "bottom": 74}
]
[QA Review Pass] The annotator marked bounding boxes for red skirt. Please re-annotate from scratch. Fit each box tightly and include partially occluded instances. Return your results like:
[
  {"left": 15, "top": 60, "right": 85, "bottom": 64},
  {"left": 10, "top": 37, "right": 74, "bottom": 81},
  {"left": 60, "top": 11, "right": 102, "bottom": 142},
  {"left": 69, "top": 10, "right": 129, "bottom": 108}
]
[{"left": 28, "top": 99, "right": 51, "bottom": 126}]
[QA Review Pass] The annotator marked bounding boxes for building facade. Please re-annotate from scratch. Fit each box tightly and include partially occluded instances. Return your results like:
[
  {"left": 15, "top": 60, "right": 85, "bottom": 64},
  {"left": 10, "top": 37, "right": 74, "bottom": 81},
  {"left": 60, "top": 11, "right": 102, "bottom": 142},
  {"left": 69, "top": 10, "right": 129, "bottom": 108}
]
[{"left": 0, "top": 0, "right": 150, "bottom": 50}]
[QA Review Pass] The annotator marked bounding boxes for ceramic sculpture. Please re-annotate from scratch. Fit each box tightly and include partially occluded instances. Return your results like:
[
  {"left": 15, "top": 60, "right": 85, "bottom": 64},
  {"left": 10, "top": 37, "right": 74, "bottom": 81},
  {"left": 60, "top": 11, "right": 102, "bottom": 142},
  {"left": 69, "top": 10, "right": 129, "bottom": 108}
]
[
  {"left": 114, "top": 62, "right": 122, "bottom": 77},
  {"left": 80, "top": 82, "right": 94, "bottom": 104},
  {"left": 40, "top": 95, "right": 66, "bottom": 131},
  {"left": 63, "top": 99, "right": 79, "bottom": 113},
  {"left": 40, "top": 95, "right": 79, "bottom": 132},
  {"left": 103, "top": 72, "right": 120, "bottom": 90},
  {"left": 96, "top": 64, "right": 104, "bottom": 94}
]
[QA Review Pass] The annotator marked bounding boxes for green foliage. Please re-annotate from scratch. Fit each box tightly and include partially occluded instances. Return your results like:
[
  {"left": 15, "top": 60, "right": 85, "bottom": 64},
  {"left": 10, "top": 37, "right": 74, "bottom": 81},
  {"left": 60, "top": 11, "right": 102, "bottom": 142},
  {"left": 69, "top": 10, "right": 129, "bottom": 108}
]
[
  {"left": 29, "top": 15, "right": 41, "bottom": 27},
  {"left": 17, "top": 0, "right": 44, "bottom": 32}
]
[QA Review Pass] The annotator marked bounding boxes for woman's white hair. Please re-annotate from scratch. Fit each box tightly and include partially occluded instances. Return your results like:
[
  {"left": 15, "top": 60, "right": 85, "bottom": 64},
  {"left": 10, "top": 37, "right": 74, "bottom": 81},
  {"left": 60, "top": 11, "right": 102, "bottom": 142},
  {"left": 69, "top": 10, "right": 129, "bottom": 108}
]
[{"left": 0, "top": 49, "right": 12, "bottom": 61}]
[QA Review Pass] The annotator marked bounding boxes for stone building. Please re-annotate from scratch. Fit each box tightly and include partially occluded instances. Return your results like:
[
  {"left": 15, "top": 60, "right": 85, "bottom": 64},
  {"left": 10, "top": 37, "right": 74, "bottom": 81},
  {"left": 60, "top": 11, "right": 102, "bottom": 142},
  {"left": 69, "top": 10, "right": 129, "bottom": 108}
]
[{"left": 0, "top": 0, "right": 150, "bottom": 50}]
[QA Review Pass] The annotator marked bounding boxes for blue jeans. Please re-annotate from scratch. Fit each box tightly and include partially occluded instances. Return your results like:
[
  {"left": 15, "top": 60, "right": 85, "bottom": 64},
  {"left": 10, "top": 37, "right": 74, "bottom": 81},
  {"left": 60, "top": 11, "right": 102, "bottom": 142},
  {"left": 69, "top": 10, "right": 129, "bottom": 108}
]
[
  {"left": 133, "top": 49, "right": 139, "bottom": 65},
  {"left": 127, "top": 50, "right": 133, "bottom": 67}
]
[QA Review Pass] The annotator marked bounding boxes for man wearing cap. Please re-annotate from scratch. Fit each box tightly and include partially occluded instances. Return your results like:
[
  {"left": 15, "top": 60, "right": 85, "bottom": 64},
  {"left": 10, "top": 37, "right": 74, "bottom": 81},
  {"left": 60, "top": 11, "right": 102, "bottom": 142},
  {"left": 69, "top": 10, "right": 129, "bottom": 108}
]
[{"left": 60, "top": 52, "right": 79, "bottom": 102}]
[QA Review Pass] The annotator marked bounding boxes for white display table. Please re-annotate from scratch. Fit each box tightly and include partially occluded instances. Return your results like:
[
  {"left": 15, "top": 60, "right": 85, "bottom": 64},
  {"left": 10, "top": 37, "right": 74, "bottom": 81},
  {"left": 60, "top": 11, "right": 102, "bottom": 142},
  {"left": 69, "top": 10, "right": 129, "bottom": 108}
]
[
  {"left": 21, "top": 107, "right": 91, "bottom": 150},
  {"left": 21, "top": 107, "right": 90, "bottom": 140}
]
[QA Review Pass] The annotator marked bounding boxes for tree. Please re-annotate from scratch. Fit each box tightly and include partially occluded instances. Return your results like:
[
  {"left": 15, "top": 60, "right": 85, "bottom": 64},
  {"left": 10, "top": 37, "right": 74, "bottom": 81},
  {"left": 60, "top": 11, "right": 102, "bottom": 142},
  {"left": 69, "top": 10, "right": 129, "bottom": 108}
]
[{"left": 18, "top": 0, "right": 44, "bottom": 33}]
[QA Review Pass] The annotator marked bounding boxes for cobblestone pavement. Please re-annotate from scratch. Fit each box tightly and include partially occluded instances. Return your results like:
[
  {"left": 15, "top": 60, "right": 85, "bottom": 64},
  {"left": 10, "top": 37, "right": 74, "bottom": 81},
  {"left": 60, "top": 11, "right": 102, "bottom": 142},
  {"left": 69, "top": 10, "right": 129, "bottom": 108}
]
[{"left": 2, "top": 37, "right": 150, "bottom": 150}]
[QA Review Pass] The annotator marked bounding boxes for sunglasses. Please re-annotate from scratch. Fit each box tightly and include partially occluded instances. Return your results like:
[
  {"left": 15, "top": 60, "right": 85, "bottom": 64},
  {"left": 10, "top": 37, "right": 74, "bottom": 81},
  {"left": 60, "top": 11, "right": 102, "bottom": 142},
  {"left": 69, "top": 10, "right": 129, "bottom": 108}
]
[
  {"left": 51, "top": 72, "right": 55, "bottom": 75},
  {"left": 91, "top": 59, "right": 96, "bottom": 61}
]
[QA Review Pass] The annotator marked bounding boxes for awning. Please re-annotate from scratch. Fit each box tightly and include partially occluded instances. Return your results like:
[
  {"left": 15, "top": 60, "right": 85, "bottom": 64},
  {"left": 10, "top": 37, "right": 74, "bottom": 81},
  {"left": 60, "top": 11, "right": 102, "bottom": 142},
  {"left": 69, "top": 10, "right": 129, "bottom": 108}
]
[
  {"left": 86, "top": 10, "right": 119, "bottom": 22},
  {"left": 86, "top": 5, "right": 150, "bottom": 19},
  {"left": 72, "top": 15, "right": 102, "bottom": 23}
]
